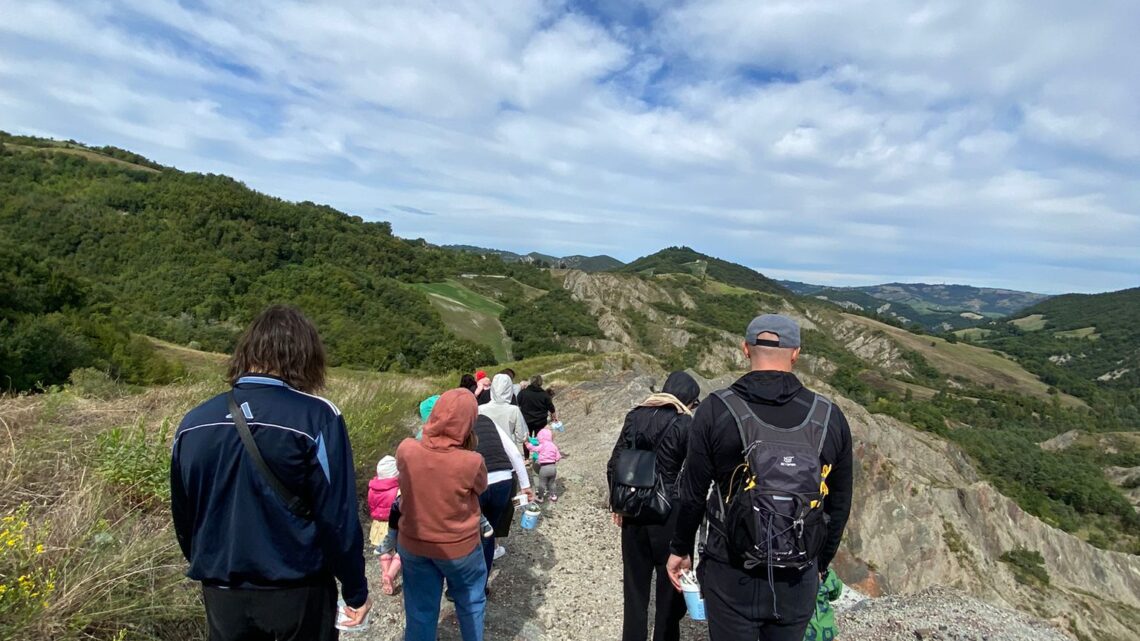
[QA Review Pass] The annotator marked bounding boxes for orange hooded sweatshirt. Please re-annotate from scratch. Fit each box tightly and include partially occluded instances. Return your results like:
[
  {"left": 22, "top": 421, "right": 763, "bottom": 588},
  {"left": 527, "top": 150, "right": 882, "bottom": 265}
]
[{"left": 396, "top": 389, "right": 489, "bottom": 559}]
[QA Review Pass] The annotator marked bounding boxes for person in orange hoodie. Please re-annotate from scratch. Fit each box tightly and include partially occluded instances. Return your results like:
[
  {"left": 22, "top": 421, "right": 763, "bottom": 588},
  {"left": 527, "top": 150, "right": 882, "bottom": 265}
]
[{"left": 396, "top": 388, "right": 489, "bottom": 641}]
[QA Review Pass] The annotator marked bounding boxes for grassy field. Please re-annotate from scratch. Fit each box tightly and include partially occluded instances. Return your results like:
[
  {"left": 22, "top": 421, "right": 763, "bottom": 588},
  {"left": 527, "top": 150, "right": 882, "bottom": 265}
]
[
  {"left": 414, "top": 281, "right": 512, "bottom": 361},
  {"left": 842, "top": 314, "right": 1085, "bottom": 407},
  {"left": 1011, "top": 314, "right": 1047, "bottom": 331},
  {"left": 1054, "top": 326, "right": 1100, "bottom": 340},
  {"left": 457, "top": 275, "right": 547, "bottom": 303},
  {"left": 954, "top": 327, "right": 995, "bottom": 340},
  {"left": 0, "top": 341, "right": 612, "bottom": 641}
]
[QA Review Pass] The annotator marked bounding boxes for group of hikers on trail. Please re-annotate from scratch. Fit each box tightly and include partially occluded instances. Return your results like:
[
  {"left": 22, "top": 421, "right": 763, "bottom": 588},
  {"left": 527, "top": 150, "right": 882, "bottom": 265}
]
[{"left": 170, "top": 304, "right": 853, "bottom": 641}]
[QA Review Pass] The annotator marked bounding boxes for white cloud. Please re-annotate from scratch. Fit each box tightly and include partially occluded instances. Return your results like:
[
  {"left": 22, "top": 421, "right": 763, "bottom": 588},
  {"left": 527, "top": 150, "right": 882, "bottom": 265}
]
[{"left": 0, "top": 0, "right": 1138, "bottom": 293}]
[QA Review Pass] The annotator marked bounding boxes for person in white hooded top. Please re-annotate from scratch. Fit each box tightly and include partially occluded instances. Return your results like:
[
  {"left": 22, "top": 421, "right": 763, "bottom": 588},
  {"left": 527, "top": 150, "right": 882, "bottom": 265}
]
[
  {"left": 476, "top": 373, "right": 535, "bottom": 566},
  {"left": 480, "top": 373, "right": 530, "bottom": 445}
]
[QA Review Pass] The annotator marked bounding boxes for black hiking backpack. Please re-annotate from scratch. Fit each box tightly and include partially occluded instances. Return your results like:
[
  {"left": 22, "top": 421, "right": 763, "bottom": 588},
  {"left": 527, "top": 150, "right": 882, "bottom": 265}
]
[
  {"left": 708, "top": 389, "right": 834, "bottom": 571},
  {"left": 609, "top": 416, "right": 678, "bottom": 526}
]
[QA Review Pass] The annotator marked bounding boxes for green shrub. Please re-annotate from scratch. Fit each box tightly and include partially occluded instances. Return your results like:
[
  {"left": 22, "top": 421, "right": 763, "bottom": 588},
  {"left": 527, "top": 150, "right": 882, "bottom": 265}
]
[
  {"left": 95, "top": 420, "right": 172, "bottom": 508},
  {"left": 69, "top": 368, "right": 129, "bottom": 400},
  {"left": 1000, "top": 547, "right": 1050, "bottom": 586},
  {"left": 421, "top": 338, "right": 497, "bottom": 375}
]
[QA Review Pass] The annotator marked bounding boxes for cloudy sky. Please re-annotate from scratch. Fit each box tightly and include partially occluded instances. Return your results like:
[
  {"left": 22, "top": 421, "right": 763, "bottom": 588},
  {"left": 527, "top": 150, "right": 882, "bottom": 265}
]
[{"left": 2, "top": 1, "right": 1138, "bottom": 294}]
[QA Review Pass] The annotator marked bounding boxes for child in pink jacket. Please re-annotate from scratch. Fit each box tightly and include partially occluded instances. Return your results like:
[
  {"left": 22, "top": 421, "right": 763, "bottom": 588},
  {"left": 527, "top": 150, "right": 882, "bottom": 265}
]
[
  {"left": 526, "top": 427, "right": 563, "bottom": 503},
  {"left": 368, "top": 456, "right": 401, "bottom": 595}
]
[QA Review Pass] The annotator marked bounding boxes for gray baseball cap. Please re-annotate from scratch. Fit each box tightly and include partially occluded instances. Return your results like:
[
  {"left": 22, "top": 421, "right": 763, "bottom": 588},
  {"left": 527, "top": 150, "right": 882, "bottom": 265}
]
[{"left": 746, "top": 314, "right": 801, "bottom": 348}]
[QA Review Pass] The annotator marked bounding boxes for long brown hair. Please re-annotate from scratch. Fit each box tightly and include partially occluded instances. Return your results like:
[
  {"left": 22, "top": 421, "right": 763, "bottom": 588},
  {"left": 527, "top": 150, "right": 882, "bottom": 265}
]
[{"left": 226, "top": 305, "right": 327, "bottom": 392}]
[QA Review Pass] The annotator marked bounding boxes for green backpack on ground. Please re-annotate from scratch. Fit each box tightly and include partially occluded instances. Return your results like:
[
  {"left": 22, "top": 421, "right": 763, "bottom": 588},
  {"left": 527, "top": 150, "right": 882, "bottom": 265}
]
[{"left": 804, "top": 568, "right": 843, "bottom": 641}]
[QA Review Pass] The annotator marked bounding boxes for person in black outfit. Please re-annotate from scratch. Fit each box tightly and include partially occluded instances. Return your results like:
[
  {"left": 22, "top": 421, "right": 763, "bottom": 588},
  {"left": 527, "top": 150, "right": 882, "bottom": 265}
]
[
  {"left": 170, "top": 306, "right": 371, "bottom": 640},
  {"left": 667, "top": 314, "right": 853, "bottom": 641},
  {"left": 517, "top": 374, "right": 558, "bottom": 437},
  {"left": 608, "top": 371, "right": 701, "bottom": 641}
]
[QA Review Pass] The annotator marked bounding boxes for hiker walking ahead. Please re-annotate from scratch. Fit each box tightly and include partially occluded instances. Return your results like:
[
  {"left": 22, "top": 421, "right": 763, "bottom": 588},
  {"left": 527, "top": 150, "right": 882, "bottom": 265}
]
[
  {"left": 481, "top": 373, "right": 530, "bottom": 444},
  {"left": 667, "top": 315, "right": 853, "bottom": 641},
  {"left": 397, "top": 389, "right": 489, "bottom": 641},
  {"left": 171, "top": 305, "right": 370, "bottom": 640},
  {"left": 517, "top": 374, "right": 557, "bottom": 438},
  {"left": 608, "top": 371, "right": 701, "bottom": 641}
]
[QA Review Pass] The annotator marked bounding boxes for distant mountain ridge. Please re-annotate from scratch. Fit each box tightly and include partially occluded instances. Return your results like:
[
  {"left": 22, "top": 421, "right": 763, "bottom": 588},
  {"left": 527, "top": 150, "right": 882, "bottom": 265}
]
[
  {"left": 445, "top": 245, "right": 623, "bottom": 272},
  {"left": 780, "top": 279, "right": 1050, "bottom": 330}
]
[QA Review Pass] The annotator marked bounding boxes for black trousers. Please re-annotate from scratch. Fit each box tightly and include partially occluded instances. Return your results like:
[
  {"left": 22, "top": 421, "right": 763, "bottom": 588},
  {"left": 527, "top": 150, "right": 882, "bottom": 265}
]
[
  {"left": 699, "top": 557, "right": 818, "bottom": 641},
  {"left": 526, "top": 420, "right": 545, "bottom": 438},
  {"left": 621, "top": 517, "right": 687, "bottom": 641},
  {"left": 202, "top": 580, "right": 338, "bottom": 641}
]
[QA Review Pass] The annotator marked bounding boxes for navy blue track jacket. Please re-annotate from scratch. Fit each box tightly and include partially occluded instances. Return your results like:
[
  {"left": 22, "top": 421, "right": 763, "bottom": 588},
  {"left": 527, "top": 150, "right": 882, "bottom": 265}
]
[{"left": 170, "top": 375, "right": 368, "bottom": 607}]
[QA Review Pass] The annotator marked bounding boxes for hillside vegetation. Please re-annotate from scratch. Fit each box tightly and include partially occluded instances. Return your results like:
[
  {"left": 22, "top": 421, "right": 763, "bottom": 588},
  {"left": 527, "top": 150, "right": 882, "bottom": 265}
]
[
  {"left": 975, "top": 287, "right": 1140, "bottom": 399},
  {"left": 0, "top": 132, "right": 602, "bottom": 389},
  {"left": 622, "top": 246, "right": 790, "bottom": 296}
]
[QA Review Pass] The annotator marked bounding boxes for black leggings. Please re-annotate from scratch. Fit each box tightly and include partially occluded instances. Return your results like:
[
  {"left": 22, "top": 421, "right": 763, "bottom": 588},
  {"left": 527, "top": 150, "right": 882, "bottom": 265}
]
[{"left": 526, "top": 421, "right": 545, "bottom": 438}]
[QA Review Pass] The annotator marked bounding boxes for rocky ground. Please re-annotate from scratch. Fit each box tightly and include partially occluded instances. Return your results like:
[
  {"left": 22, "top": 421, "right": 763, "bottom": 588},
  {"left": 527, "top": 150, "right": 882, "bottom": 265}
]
[
  {"left": 350, "top": 369, "right": 1076, "bottom": 641},
  {"left": 837, "top": 586, "right": 1072, "bottom": 641}
]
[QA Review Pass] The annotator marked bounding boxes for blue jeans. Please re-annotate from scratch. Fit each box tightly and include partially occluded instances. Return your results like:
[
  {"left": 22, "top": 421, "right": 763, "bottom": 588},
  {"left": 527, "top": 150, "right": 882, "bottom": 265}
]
[
  {"left": 479, "top": 479, "right": 514, "bottom": 585},
  {"left": 398, "top": 542, "right": 487, "bottom": 641}
]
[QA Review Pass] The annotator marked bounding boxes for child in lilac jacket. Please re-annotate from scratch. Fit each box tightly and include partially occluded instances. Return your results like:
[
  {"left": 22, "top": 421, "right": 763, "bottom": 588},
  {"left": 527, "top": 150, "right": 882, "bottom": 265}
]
[{"left": 526, "top": 427, "right": 562, "bottom": 502}]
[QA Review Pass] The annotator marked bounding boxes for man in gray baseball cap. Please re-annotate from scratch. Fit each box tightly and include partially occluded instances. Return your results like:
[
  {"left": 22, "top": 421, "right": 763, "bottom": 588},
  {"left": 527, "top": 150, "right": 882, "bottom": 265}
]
[
  {"left": 745, "top": 313, "right": 801, "bottom": 349},
  {"left": 667, "top": 312, "right": 854, "bottom": 641}
]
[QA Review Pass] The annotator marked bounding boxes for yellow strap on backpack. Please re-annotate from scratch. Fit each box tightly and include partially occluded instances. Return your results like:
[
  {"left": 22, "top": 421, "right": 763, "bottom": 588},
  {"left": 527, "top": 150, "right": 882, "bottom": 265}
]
[{"left": 810, "top": 464, "right": 833, "bottom": 509}]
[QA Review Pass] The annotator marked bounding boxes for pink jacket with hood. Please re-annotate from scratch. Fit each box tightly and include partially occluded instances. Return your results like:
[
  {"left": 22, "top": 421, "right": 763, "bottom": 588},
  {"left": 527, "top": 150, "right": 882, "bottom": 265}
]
[
  {"left": 368, "top": 455, "right": 399, "bottom": 521},
  {"left": 526, "top": 427, "right": 562, "bottom": 465}
]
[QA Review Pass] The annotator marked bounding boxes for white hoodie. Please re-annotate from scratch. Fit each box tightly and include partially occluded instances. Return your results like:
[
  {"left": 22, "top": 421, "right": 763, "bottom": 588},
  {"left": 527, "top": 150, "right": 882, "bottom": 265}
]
[
  {"left": 478, "top": 374, "right": 532, "bottom": 489},
  {"left": 479, "top": 374, "right": 530, "bottom": 444}
]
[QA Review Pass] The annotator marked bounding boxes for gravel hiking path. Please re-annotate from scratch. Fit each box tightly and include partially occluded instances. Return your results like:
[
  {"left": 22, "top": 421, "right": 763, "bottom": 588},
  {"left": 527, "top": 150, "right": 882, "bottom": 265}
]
[
  {"left": 354, "top": 372, "right": 705, "bottom": 641},
  {"left": 350, "top": 371, "right": 1070, "bottom": 641}
]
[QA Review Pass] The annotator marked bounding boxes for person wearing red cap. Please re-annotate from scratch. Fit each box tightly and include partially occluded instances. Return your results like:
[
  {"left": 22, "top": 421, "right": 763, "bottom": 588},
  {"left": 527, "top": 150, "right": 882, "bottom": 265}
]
[{"left": 474, "top": 370, "right": 492, "bottom": 405}]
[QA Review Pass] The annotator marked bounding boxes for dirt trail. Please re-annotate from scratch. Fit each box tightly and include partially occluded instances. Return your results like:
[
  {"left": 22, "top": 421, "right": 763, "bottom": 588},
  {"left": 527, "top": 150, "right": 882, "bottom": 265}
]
[
  {"left": 356, "top": 371, "right": 706, "bottom": 641},
  {"left": 351, "top": 369, "right": 1075, "bottom": 641}
]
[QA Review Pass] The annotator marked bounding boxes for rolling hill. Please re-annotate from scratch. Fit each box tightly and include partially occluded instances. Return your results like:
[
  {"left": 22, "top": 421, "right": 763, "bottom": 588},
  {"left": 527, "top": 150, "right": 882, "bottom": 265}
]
[
  {"left": 971, "top": 287, "right": 1140, "bottom": 398},
  {"left": 621, "top": 246, "right": 790, "bottom": 296}
]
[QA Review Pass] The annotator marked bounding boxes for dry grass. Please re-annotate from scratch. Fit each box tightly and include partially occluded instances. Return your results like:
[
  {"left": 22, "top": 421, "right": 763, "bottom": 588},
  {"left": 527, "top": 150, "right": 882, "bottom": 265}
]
[
  {"left": 841, "top": 314, "right": 1086, "bottom": 407},
  {"left": 7, "top": 143, "right": 161, "bottom": 173},
  {"left": 0, "top": 344, "right": 615, "bottom": 640}
]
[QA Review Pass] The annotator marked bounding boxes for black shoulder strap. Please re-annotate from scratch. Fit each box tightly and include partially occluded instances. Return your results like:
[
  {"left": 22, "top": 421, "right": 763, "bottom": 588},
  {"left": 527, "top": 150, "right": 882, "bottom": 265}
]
[
  {"left": 228, "top": 392, "right": 313, "bottom": 520},
  {"left": 808, "top": 394, "right": 833, "bottom": 455},
  {"left": 714, "top": 389, "right": 832, "bottom": 453},
  {"left": 712, "top": 389, "right": 753, "bottom": 454}
]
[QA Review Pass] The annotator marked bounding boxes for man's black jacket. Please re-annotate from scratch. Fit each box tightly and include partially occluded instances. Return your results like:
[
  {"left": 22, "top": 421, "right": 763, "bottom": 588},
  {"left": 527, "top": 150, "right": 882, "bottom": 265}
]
[{"left": 670, "top": 370, "right": 853, "bottom": 573}]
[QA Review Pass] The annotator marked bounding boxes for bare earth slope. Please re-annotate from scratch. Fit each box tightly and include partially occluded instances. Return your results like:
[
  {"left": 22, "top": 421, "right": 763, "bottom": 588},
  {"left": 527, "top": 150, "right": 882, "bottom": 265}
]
[{"left": 355, "top": 365, "right": 1131, "bottom": 641}]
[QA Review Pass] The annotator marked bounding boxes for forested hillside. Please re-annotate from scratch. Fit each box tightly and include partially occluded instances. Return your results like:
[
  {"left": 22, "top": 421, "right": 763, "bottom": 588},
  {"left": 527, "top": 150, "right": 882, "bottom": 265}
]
[
  {"left": 0, "top": 133, "right": 600, "bottom": 390},
  {"left": 622, "top": 246, "right": 790, "bottom": 296},
  {"left": 972, "top": 287, "right": 1140, "bottom": 400}
]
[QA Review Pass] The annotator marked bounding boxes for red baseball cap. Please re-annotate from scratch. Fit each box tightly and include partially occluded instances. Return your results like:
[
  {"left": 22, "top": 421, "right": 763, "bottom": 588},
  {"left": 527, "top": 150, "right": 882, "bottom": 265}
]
[{"left": 475, "top": 370, "right": 488, "bottom": 381}]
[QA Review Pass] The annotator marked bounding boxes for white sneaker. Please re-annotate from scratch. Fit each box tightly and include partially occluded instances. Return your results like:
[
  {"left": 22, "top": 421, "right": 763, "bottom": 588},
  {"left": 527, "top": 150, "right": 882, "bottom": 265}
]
[{"left": 494, "top": 545, "right": 507, "bottom": 560}]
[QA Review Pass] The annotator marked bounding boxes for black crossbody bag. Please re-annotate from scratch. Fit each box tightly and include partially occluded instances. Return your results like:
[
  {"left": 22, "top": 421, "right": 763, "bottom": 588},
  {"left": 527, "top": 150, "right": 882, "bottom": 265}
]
[{"left": 228, "top": 392, "right": 313, "bottom": 520}]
